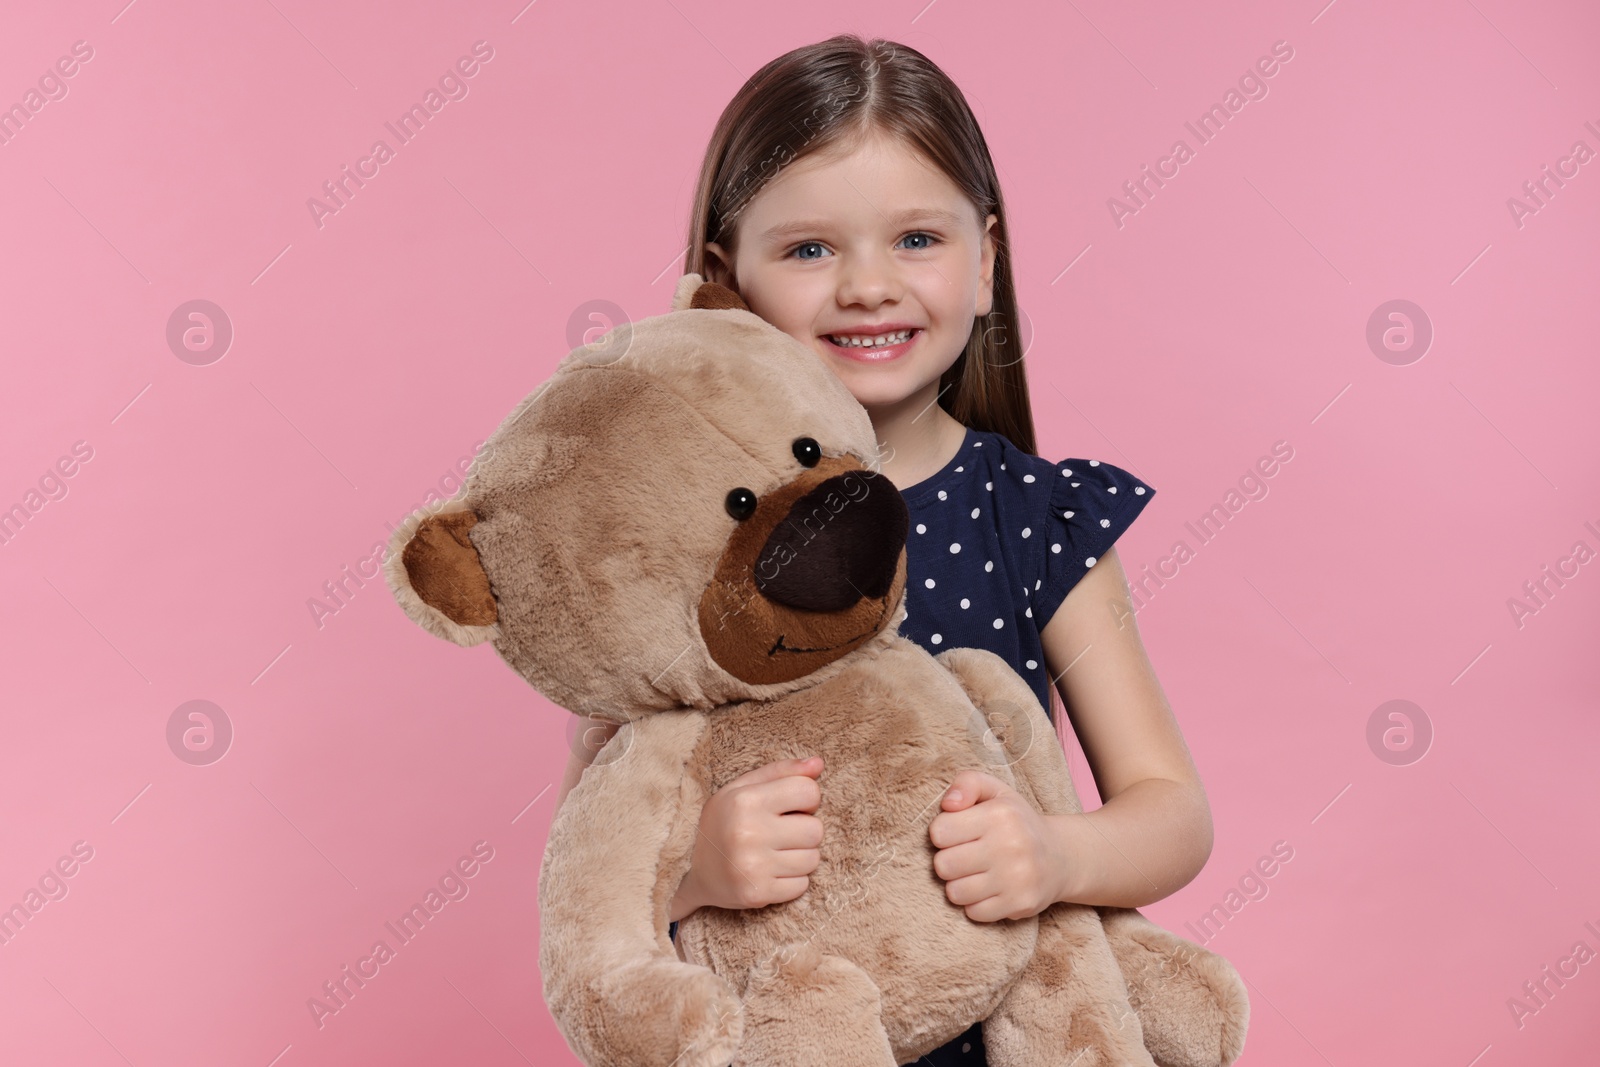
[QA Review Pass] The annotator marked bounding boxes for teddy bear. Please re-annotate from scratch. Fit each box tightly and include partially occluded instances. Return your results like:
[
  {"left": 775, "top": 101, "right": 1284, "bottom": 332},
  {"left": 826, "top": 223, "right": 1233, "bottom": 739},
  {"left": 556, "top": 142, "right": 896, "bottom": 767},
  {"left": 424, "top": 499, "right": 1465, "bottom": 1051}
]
[{"left": 383, "top": 273, "right": 1249, "bottom": 1067}]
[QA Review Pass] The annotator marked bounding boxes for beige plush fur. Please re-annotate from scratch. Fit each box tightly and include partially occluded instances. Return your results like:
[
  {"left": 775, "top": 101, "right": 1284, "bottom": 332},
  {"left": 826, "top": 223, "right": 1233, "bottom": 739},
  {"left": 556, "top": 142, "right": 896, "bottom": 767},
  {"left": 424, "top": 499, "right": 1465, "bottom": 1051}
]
[{"left": 385, "top": 273, "right": 1249, "bottom": 1066}]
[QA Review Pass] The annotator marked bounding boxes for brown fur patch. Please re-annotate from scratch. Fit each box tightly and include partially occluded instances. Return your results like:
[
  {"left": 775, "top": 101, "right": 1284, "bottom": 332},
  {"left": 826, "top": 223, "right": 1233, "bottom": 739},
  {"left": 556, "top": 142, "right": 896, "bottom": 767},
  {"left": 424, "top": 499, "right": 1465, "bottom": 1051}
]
[
  {"left": 401, "top": 511, "right": 497, "bottom": 626},
  {"left": 689, "top": 281, "right": 749, "bottom": 311}
]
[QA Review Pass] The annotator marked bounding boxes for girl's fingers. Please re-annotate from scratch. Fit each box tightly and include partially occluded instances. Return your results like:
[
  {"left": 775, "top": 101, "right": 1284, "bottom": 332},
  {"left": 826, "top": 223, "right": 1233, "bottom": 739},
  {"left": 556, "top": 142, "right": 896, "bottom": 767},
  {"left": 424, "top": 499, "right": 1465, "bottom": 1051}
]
[
  {"left": 769, "top": 812, "right": 824, "bottom": 850},
  {"left": 757, "top": 773, "right": 823, "bottom": 814},
  {"left": 943, "top": 871, "right": 998, "bottom": 910},
  {"left": 929, "top": 807, "right": 986, "bottom": 848},
  {"left": 961, "top": 892, "right": 1012, "bottom": 924},
  {"left": 931, "top": 838, "right": 984, "bottom": 882},
  {"left": 767, "top": 873, "right": 812, "bottom": 903},
  {"left": 769, "top": 847, "right": 821, "bottom": 878},
  {"left": 943, "top": 769, "right": 1005, "bottom": 810},
  {"left": 726, "top": 756, "right": 823, "bottom": 791}
]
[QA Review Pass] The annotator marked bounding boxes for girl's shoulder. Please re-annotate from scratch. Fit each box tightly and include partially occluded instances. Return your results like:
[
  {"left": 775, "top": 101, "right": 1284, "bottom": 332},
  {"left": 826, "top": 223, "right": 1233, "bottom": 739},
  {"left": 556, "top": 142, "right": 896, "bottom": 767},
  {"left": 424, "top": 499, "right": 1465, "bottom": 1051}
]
[
  {"left": 901, "top": 427, "right": 1152, "bottom": 515},
  {"left": 1025, "top": 439, "right": 1157, "bottom": 627},
  {"left": 900, "top": 426, "right": 1157, "bottom": 629}
]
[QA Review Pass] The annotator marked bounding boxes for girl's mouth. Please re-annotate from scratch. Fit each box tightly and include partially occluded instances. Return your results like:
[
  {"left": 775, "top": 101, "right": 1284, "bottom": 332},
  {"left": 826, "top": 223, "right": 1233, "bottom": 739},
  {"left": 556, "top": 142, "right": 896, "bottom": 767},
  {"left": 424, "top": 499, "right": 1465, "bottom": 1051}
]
[{"left": 822, "top": 328, "right": 922, "bottom": 363}]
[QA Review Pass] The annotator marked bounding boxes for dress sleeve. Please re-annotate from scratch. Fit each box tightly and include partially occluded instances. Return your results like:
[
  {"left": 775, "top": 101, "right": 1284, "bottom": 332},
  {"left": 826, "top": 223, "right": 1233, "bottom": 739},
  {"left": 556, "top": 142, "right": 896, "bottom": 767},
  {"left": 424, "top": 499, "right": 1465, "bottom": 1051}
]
[{"left": 1033, "top": 459, "right": 1155, "bottom": 631}]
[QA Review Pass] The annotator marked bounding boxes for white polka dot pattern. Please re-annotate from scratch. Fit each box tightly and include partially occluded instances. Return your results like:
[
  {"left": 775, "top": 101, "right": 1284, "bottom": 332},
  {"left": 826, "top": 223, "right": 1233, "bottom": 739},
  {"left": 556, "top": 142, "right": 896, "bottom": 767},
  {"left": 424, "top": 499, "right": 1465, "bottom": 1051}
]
[{"left": 892, "top": 427, "right": 1155, "bottom": 735}]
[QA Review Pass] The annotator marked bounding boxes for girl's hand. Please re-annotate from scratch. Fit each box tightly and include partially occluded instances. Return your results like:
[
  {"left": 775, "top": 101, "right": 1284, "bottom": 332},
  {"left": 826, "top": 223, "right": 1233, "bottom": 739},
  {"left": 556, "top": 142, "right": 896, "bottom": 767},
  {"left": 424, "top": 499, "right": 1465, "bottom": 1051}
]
[
  {"left": 929, "top": 769, "right": 1070, "bottom": 922},
  {"left": 675, "top": 756, "right": 825, "bottom": 914}
]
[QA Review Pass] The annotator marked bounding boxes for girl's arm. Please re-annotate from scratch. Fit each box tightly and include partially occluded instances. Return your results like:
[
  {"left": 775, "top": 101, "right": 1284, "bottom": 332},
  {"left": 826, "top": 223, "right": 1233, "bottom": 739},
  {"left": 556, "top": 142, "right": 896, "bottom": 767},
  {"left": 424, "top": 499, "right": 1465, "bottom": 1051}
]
[{"left": 1038, "top": 546, "right": 1214, "bottom": 909}]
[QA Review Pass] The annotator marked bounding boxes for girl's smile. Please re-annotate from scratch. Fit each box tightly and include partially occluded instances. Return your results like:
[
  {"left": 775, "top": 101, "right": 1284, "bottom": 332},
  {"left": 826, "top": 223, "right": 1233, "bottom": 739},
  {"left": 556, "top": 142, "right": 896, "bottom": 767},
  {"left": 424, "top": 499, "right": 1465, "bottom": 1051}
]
[{"left": 822, "top": 325, "right": 923, "bottom": 363}]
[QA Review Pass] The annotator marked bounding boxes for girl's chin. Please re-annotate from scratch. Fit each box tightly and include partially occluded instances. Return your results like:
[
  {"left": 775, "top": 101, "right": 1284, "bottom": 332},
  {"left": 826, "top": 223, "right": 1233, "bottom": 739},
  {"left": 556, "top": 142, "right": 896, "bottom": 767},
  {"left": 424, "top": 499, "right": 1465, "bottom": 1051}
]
[{"left": 833, "top": 374, "right": 932, "bottom": 412}]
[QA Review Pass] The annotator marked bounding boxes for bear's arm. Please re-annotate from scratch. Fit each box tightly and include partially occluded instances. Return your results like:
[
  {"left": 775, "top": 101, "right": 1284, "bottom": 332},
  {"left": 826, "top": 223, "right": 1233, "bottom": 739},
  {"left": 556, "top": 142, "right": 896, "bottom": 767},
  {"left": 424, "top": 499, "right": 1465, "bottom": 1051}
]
[
  {"left": 538, "top": 709, "right": 742, "bottom": 1066},
  {"left": 933, "top": 646, "right": 1086, "bottom": 817}
]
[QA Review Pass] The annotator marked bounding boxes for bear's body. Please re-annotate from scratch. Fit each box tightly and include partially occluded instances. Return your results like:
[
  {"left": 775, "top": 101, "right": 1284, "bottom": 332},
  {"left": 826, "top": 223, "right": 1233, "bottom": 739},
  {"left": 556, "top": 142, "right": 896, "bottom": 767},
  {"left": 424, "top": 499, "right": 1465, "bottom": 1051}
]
[{"left": 677, "top": 637, "right": 1038, "bottom": 1059}]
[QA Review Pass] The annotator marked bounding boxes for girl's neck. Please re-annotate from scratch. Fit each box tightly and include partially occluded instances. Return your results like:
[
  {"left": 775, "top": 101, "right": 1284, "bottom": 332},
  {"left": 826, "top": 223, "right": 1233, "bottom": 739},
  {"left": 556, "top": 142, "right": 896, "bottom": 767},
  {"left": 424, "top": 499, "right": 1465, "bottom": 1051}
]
[{"left": 865, "top": 381, "right": 969, "bottom": 492}]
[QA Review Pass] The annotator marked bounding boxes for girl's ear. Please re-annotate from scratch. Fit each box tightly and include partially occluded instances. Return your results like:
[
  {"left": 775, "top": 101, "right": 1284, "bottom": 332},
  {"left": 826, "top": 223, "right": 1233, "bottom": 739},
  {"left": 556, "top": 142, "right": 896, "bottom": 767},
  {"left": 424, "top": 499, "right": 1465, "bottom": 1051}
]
[
  {"left": 671, "top": 272, "right": 750, "bottom": 313},
  {"left": 976, "top": 213, "right": 999, "bottom": 317}
]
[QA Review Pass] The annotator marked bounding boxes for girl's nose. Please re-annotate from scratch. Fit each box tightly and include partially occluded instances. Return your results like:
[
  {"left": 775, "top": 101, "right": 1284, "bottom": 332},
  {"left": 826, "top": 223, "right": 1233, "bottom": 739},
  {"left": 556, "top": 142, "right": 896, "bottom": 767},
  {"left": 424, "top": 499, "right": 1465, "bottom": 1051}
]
[{"left": 835, "top": 248, "right": 903, "bottom": 308}]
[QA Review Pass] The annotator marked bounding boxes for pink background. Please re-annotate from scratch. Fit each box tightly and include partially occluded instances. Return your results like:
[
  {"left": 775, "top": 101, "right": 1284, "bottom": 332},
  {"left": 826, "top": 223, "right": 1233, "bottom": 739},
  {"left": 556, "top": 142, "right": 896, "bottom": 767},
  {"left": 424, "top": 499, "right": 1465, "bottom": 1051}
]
[{"left": 2, "top": 0, "right": 1596, "bottom": 1063}]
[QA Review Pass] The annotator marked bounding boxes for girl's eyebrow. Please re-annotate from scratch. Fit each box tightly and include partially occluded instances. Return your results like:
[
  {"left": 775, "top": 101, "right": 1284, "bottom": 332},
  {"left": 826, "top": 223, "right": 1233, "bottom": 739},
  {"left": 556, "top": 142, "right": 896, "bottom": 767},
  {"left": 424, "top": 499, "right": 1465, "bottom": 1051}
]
[{"left": 758, "top": 207, "right": 967, "bottom": 244}]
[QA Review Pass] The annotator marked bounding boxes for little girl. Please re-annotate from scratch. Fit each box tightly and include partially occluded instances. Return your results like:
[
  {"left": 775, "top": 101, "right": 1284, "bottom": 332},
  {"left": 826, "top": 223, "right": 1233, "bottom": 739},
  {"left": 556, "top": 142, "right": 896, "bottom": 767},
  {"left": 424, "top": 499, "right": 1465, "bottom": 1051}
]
[{"left": 559, "top": 34, "right": 1213, "bottom": 1066}]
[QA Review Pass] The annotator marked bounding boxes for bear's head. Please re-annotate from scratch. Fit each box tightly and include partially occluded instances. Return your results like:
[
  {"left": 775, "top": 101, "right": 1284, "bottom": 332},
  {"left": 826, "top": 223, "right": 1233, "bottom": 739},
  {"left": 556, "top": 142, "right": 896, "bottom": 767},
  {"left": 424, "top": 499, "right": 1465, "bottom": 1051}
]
[{"left": 384, "top": 274, "right": 910, "bottom": 721}]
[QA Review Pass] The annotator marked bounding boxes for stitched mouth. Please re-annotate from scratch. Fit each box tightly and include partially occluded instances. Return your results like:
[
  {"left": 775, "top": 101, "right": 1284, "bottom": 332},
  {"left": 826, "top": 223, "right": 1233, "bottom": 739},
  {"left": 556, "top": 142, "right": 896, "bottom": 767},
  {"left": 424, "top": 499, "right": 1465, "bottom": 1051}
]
[{"left": 767, "top": 594, "right": 892, "bottom": 656}]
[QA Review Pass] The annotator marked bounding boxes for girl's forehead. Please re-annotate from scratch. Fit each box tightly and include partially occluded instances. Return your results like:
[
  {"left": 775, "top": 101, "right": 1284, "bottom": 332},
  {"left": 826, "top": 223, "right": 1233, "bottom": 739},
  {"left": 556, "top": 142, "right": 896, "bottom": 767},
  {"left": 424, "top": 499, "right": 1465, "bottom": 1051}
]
[
  {"left": 771, "top": 131, "right": 940, "bottom": 191},
  {"left": 739, "top": 138, "right": 975, "bottom": 237}
]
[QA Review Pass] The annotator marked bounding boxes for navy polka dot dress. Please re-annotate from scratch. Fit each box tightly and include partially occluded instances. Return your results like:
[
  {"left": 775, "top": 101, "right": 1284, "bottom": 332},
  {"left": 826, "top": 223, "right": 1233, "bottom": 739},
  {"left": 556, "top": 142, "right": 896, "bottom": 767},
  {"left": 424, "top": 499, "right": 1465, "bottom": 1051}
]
[
  {"left": 669, "top": 426, "right": 1155, "bottom": 1064},
  {"left": 898, "top": 426, "right": 1155, "bottom": 726},
  {"left": 895, "top": 426, "right": 1154, "bottom": 1064}
]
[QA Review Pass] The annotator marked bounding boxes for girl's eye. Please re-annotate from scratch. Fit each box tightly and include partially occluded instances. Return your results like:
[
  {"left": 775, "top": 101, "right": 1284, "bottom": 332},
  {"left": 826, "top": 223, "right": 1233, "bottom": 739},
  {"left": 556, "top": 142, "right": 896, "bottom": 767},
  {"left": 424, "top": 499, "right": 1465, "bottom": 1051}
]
[
  {"left": 790, "top": 241, "right": 830, "bottom": 261},
  {"left": 899, "top": 231, "right": 938, "bottom": 251}
]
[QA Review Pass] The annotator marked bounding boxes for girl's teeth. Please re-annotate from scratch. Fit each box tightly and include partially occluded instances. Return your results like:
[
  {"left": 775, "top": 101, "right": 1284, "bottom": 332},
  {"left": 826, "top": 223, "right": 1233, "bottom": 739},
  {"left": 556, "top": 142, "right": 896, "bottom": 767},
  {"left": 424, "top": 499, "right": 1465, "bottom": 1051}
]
[{"left": 830, "top": 330, "right": 913, "bottom": 347}]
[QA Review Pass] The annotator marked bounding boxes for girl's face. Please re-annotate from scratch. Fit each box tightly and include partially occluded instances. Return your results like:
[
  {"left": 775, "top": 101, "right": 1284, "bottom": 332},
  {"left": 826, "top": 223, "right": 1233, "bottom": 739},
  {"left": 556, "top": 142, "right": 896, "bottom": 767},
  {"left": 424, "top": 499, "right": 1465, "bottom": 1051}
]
[{"left": 704, "top": 128, "right": 998, "bottom": 414}]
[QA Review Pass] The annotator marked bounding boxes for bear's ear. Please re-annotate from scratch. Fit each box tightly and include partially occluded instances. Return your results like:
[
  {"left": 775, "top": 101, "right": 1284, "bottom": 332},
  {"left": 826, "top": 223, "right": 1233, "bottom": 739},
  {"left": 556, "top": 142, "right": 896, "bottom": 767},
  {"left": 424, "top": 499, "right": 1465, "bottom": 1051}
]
[
  {"left": 383, "top": 501, "right": 498, "bottom": 647},
  {"left": 671, "top": 272, "right": 750, "bottom": 313}
]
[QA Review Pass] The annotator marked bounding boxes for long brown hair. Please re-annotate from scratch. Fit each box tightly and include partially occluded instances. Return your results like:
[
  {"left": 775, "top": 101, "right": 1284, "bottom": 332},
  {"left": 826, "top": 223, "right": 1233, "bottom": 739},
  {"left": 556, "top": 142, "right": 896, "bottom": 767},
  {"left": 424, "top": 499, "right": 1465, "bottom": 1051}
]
[{"left": 684, "top": 33, "right": 1038, "bottom": 457}]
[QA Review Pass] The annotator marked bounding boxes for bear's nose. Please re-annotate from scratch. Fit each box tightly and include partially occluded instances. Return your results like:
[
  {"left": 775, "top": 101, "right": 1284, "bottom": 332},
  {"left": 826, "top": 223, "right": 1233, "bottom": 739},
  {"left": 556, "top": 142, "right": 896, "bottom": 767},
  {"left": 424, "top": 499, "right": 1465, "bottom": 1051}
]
[{"left": 753, "top": 472, "right": 907, "bottom": 612}]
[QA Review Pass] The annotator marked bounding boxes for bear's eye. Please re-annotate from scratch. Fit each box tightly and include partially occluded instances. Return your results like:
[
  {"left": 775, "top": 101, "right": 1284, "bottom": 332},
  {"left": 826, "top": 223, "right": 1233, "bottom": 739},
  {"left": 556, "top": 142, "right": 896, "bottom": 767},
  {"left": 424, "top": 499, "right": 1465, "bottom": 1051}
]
[
  {"left": 792, "top": 437, "right": 821, "bottom": 467},
  {"left": 725, "top": 487, "right": 758, "bottom": 521}
]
